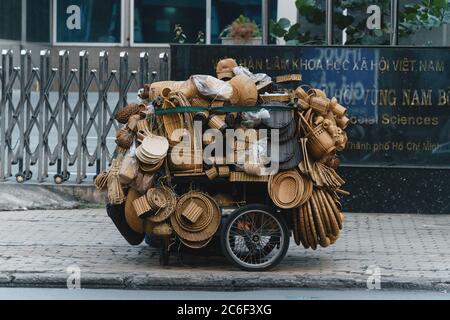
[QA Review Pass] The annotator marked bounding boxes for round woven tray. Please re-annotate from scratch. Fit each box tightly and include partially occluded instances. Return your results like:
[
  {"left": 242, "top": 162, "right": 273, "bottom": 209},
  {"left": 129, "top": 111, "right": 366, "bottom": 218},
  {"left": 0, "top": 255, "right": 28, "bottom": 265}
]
[
  {"left": 180, "top": 237, "right": 213, "bottom": 249},
  {"left": 148, "top": 187, "right": 177, "bottom": 223},
  {"left": 171, "top": 192, "right": 221, "bottom": 242},
  {"left": 268, "top": 170, "right": 307, "bottom": 209}
]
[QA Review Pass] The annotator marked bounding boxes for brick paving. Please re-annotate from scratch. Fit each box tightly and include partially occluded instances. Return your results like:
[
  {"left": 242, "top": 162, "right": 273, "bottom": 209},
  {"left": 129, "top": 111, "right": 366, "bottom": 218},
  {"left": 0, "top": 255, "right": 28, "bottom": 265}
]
[{"left": 0, "top": 209, "right": 449, "bottom": 290}]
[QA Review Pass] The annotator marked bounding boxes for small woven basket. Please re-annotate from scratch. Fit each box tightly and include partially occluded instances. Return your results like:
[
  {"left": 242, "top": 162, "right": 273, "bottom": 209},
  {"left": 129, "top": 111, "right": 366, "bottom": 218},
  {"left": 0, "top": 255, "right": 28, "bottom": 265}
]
[{"left": 132, "top": 195, "right": 152, "bottom": 218}]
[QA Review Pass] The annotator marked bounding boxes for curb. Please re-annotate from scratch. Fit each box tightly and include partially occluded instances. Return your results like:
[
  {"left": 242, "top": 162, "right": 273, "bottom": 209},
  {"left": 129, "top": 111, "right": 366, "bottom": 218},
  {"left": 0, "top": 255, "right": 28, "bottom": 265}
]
[{"left": 0, "top": 272, "right": 448, "bottom": 292}]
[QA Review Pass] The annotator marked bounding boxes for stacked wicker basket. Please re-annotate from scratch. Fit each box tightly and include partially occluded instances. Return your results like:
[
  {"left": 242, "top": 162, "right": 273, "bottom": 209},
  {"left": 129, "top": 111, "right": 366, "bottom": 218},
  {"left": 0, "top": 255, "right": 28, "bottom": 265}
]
[{"left": 97, "top": 57, "right": 350, "bottom": 252}]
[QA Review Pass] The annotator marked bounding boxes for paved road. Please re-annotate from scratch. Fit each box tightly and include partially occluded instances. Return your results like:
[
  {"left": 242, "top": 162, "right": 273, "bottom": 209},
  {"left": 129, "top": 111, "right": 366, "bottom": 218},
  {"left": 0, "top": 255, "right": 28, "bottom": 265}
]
[
  {"left": 0, "top": 288, "right": 448, "bottom": 300},
  {"left": 0, "top": 210, "right": 449, "bottom": 291}
]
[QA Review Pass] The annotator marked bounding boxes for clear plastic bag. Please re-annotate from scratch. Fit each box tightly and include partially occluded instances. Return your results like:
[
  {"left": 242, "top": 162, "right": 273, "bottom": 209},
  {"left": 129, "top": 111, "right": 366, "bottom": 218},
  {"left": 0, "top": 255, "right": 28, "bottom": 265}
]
[
  {"left": 232, "top": 66, "right": 271, "bottom": 84},
  {"left": 241, "top": 108, "right": 271, "bottom": 128},
  {"left": 191, "top": 75, "right": 234, "bottom": 101}
]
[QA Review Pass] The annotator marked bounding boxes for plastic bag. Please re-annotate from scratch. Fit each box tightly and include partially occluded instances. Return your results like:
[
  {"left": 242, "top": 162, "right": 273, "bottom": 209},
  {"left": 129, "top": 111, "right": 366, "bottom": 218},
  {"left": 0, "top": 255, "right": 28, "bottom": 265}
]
[
  {"left": 119, "top": 154, "right": 138, "bottom": 185},
  {"left": 191, "top": 75, "right": 234, "bottom": 101},
  {"left": 232, "top": 66, "right": 271, "bottom": 85},
  {"left": 241, "top": 108, "right": 271, "bottom": 128}
]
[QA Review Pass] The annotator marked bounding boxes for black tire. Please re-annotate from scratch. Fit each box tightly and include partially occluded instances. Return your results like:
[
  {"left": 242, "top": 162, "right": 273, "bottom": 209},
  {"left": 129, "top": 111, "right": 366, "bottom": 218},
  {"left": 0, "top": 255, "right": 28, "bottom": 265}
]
[{"left": 220, "top": 204, "right": 290, "bottom": 271}]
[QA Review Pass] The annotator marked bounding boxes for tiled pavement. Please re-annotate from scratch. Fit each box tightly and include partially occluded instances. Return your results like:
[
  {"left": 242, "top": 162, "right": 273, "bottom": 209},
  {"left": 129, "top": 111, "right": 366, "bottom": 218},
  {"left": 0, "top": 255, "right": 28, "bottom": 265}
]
[{"left": 0, "top": 209, "right": 449, "bottom": 290}]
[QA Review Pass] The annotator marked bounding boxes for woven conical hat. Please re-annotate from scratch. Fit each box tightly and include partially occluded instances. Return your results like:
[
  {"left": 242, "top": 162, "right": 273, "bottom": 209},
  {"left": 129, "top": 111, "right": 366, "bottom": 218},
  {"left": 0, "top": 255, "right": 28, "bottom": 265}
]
[{"left": 125, "top": 189, "right": 145, "bottom": 234}]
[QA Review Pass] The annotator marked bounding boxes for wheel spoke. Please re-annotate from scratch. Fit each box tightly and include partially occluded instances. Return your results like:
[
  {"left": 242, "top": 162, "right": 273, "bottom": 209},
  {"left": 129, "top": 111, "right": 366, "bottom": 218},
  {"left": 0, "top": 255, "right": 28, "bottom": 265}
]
[{"left": 225, "top": 208, "right": 286, "bottom": 269}]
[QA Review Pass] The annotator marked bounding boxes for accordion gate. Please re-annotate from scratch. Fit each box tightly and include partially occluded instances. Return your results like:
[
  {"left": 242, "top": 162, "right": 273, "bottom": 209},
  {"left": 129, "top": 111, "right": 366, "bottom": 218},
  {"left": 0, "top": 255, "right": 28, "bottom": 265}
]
[{"left": 0, "top": 49, "right": 169, "bottom": 184}]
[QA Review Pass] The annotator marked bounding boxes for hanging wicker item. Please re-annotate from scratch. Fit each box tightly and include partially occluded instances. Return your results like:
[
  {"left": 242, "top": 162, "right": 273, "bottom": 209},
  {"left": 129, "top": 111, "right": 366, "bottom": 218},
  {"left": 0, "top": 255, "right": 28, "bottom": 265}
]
[
  {"left": 115, "top": 103, "right": 146, "bottom": 124},
  {"left": 107, "top": 159, "right": 126, "bottom": 205}
]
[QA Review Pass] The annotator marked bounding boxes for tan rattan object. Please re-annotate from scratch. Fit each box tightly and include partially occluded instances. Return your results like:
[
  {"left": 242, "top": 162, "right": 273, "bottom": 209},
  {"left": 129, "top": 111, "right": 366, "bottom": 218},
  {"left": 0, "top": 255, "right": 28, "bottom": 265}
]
[
  {"left": 208, "top": 115, "right": 227, "bottom": 131},
  {"left": 152, "top": 223, "right": 173, "bottom": 236},
  {"left": 148, "top": 186, "right": 177, "bottom": 223},
  {"left": 205, "top": 167, "right": 219, "bottom": 180},
  {"left": 309, "top": 96, "right": 330, "bottom": 115},
  {"left": 268, "top": 170, "right": 309, "bottom": 209},
  {"left": 276, "top": 74, "right": 302, "bottom": 83},
  {"left": 229, "top": 75, "right": 258, "bottom": 106},
  {"left": 125, "top": 189, "right": 144, "bottom": 234},
  {"left": 149, "top": 81, "right": 184, "bottom": 100},
  {"left": 217, "top": 166, "right": 230, "bottom": 178},
  {"left": 307, "top": 88, "right": 327, "bottom": 99},
  {"left": 95, "top": 171, "right": 109, "bottom": 191},
  {"left": 243, "top": 163, "right": 264, "bottom": 176},
  {"left": 259, "top": 93, "right": 290, "bottom": 103},
  {"left": 146, "top": 188, "right": 168, "bottom": 211},
  {"left": 305, "top": 123, "right": 336, "bottom": 160},
  {"left": 168, "top": 149, "right": 203, "bottom": 173},
  {"left": 116, "top": 127, "right": 135, "bottom": 149},
  {"left": 115, "top": 104, "right": 146, "bottom": 124},
  {"left": 132, "top": 195, "right": 152, "bottom": 218},
  {"left": 107, "top": 159, "right": 126, "bottom": 205},
  {"left": 181, "top": 202, "right": 204, "bottom": 224},
  {"left": 329, "top": 97, "right": 347, "bottom": 117},
  {"left": 136, "top": 119, "right": 152, "bottom": 136},
  {"left": 162, "top": 99, "right": 184, "bottom": 142},
  {"left": 171, "top": 192, "right": 221, "bottom": 242},
  {"left": 336, "top": 115, "right": 350, "bottom": 129},
  {"left": 216, "top": 58, "right": 238, "bottom": 80},
  {"left": 178, "top": 78, "right": 200, "bottom": 99},
  {"left": 229, "top": 171, "right": 269, "bottom": 182},
  {"left": 139, "top": 158, "right": 165, "bottom": 174},
  {"left": 190, "top": 97, "right": 211, "bottom": 108},
  {"left": 180, "top": 237, "right": 213, "bottom": 249},
  {"left": 136, "top": 135, "right": 169, "bottom": 164},
  {"left": 126, "top": 114, "right": 141, "bottom": 132}
]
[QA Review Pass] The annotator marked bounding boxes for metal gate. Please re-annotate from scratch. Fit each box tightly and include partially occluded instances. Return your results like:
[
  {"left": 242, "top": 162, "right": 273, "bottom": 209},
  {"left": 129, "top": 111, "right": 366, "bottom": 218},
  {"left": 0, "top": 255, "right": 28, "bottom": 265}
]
[{"left": 0, "top": 49, "right": 169, "bottom": 184}]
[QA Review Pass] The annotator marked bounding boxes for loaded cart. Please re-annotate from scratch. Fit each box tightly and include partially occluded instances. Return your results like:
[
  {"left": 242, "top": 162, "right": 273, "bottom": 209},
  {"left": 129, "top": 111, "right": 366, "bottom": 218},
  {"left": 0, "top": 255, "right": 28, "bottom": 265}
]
[{"left": 98, "top": 58, "right": 349, "bottom": 271}]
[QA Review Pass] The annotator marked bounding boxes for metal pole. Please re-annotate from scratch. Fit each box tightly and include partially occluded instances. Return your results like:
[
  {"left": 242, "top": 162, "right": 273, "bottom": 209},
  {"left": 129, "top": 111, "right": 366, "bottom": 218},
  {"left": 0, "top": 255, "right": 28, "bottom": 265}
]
[
  {"left": 391, "top": 0, "right": 399, "bottom": 46},
  {"left": 139, "top": 51, "right": 149, "bottom": 89},
  {"left": 0, "top": 50, "right": 8, "bottom": 180},
  {"left": 21, "top": 0, "right": 27, "bottom": 43},
  {"left": 262, "top": 0, "right": 269, "bottom": 45},
  {"left": 206, "top": 0, "right": 212, "bottom": 44},
  {"left": 99, "top": 51, "right": 108, "bottom": 171},
  {"left": 326, "top": 0, "right": 333, "bottom": 45},
  {"left": 77, "top": 50, "right": 88, "bottom": 183}
]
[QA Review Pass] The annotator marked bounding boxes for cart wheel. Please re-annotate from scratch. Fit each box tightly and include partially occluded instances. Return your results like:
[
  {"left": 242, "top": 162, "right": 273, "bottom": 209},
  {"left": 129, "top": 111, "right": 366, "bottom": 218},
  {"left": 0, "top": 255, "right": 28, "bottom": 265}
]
[
  {"left": 54, "top": 174, "right": 64, "bottom": 185},
  {"left": 220, "top": 204, "right": 289, "bottom": 271},
  {"left": 24, "top": 170, "right": 33, "bottom": 181},
  {"left": 15, "top": 173, "right": 25, "bottom": 184},
  {"left": 64, "top": 171, "right": 71, "bottom": 181}
]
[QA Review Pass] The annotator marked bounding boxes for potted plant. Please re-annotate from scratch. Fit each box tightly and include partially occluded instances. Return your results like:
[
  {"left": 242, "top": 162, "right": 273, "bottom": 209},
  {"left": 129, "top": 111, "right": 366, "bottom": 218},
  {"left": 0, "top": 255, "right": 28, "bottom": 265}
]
[{"left": 220, "top": 15, "right": 262, "bottom": 45}]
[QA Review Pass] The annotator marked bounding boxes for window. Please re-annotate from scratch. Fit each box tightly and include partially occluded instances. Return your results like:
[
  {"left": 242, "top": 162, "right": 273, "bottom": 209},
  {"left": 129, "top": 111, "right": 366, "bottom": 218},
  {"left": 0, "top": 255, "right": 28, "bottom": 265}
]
[
  {"left": 27, "top": 0, "right": 50, "bottom": 42},
  {"left": 398, "top": 0, "right": 450, "bottom": 46},
  {"left": 211, "top": 0, "right": 263, "bottom": 43},
  {"left": 133, "top": 0, "right": 206, "bottom": 44},
  {"left": 333, "top": 0, "right": 391, "bottom": 45},
  {"left": 55, "top": 0, "right": 122, "bottom": 43},
  {"left": 269, "top": 0, "right": 327, "bottom": 45},
  {"left": 0, "top": 0, "right": 21, "bottom": 41}
]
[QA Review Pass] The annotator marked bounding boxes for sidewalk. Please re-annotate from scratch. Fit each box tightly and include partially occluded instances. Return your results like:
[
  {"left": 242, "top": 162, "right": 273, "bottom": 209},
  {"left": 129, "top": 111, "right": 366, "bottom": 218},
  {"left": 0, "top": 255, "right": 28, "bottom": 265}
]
[{"left": 0, "top": 209, "right": 449, "bottom": 291}]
